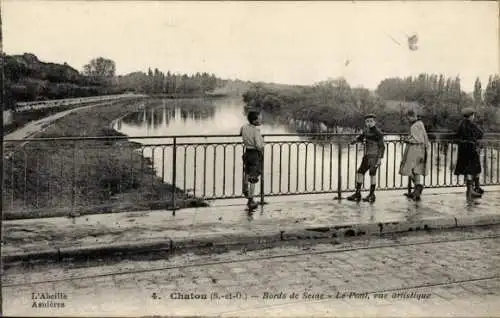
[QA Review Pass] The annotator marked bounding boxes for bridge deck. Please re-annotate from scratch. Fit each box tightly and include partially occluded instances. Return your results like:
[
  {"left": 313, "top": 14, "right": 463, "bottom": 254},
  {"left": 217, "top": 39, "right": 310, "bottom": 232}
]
[{"left": 3, "top": 186, "right": 500, "bottom": 261}]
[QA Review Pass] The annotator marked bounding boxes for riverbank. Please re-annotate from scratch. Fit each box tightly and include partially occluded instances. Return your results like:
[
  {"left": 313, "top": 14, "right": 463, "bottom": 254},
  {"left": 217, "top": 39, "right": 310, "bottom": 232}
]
[
  {"left": 3, "top": 97, "right": 213, "bottom": 220},
  {"left": 242, "top": 84, "right": 500, "bottom": 134}
]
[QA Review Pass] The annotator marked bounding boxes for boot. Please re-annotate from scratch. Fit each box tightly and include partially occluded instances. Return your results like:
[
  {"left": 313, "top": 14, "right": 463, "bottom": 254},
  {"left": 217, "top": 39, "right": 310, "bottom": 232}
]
[
  {"left": 404, "top": 190, "right": 416, "bottom": 200},
  {"left": 473, "top": 177, "right": 484, "bottom": 195},
  {"left": 413, "top": 184, "right": 424, "bottom": 201},
  {"left": 347, "top": 182, "right": 362, "bottom": 202},
  {"left": 404, "top": 177, "right": 416, "bottom": 199},
  {"left": 363, "top": 185, "right": 376, "bottom": 203},
  {"left": 466, "top": 180, "right": 482, "bottom": 201},
  {"left": 362, "top": 193, "right": 376, "bottom": 203},
  {"left": 247, "top": 198, "right": 259, "bottom": 210},
  {"left": 347, "top": 192, "right": 361, "bottom": 202},
  {"left": 242, "top": 181, "right": 249, "bottom": 198}
]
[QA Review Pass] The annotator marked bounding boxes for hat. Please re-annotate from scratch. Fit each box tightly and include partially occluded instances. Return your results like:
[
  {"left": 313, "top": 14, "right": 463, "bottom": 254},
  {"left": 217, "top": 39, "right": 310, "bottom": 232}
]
[
  {"left": 462, "top": 107, "right": 475, "bottom": 117},
  {"left": 406, "top": 109, "right": 417, "bottom": 117},
  {"left": 364, "top": 113, "right": 376, "bottom": 119},
  {"left": 247, "top": 111, "right": 260, "bottom": 123}
]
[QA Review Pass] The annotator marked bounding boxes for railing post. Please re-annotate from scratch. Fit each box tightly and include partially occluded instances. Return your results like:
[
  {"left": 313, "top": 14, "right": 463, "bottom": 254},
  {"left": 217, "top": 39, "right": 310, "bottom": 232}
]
[
  {"left": 260, "top": 147, "right": 265, "bottom": 205},
  {"left": 0, "top": 28, "right": 5, "bottom": 291},
  {"left": 71, "top": 140, "right": 77, "bottom": 215},
  {"left": 407, "top": 177, "right": 412, "bottom": 195},
  {"left": 337, "top": 143, "right": 342, "bottom": 200},
  {"left": 172, "top": 137, "right": 177, "bottom": 216},
  {"left": 482, "top": 145, "right": 487, "bottom": 185}
]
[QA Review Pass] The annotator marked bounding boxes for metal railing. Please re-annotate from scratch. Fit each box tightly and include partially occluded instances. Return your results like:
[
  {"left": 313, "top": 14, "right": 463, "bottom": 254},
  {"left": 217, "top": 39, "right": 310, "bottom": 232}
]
[{"left": 3, "top": 133, "right": 500, "bottom": 218}]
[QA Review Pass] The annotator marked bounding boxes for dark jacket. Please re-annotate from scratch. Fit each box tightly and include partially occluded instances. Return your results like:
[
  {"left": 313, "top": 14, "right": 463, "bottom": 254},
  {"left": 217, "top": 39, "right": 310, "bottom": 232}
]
[
  {"left": 454, "top": 119, "right": 483, "bottom": 176},
  {"left": 355, "top": 126, "right": 385, "bottom": 158}
]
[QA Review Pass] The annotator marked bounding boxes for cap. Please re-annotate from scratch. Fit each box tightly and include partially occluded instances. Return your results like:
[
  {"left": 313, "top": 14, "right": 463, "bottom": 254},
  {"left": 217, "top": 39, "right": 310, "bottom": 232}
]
[
  {"left": 406, "top": 109, "right": 417, "bottom": 117},
  {"left": 364, "top": 113, "right": 376, "bottom": 119},
  {"left": 247, "top": 110, "right": 261, "bottom": 123},
  {"left": 462, "top": 107, "right": 475, "bottom": 117}
]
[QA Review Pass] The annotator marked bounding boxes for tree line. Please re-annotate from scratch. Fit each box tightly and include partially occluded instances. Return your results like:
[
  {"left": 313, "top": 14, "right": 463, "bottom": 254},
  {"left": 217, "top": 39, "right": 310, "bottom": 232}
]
[
  {"left": 243, "top": 74, "right": 500, "bottom": 133},
  {"left": 5, "top": 52, "right": 500, "bottom": 133},
  {"left": 376, "top": 74, "right": 500, "bottom": 131},
  {"left": 243, "top": 78, "right": 387, "bottom": 130},
  {"left": 116, "top": 68, "right": 220, "bottom": 95},
  {"left": 376, "top": 74, "right": 500, "bottom": 108},
  {"left": 3, "top": 54, "right": 116, "bottom": 108},
  {"left": 3, "top": 54, "right": 226, "bottom": 109}
]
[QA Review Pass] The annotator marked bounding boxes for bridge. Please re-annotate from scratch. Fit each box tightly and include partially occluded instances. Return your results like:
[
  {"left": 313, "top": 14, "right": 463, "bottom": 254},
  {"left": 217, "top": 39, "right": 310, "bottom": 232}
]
[
  {"left": 2, "top": 131, "right": 500, "bottom": 318},
  {"left": 2, "top": 132, "right": 500, "bottom": 263}
]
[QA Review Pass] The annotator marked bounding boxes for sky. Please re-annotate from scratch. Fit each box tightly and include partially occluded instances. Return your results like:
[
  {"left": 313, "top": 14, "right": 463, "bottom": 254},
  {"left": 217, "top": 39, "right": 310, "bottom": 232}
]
[{"left": 2, "top": 1, "right": 499, "bottom": 92}]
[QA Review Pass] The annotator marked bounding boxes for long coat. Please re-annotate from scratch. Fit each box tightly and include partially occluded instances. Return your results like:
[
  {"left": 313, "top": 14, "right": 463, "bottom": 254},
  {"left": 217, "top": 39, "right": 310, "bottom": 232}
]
[
  {"left": 399, "top": 120, "right": 429, "bottom": 176},
  {"left": 454, "top": 119, "right": 483, "bottom": 176}
]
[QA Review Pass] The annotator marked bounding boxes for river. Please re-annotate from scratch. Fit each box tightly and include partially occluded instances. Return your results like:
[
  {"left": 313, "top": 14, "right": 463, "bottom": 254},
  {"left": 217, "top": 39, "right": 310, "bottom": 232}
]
[{"left": 113, "top": 97, "right": 499, "bottom": 199}]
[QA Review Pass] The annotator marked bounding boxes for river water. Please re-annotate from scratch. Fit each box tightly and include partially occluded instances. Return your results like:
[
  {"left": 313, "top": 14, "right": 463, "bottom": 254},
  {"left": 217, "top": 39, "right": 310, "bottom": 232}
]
[{"left": 113, "top": 97, "right": 499, "bottom": 198}]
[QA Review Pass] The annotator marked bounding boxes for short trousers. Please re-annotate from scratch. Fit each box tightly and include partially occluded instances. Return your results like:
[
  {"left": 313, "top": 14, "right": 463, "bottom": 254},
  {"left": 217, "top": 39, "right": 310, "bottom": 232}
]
[
  {"left": 243, "top": 149, "right": 263, "bottom": 183},
  {"left": 357, "top": 155, "right": 380, "bottom": 176}
]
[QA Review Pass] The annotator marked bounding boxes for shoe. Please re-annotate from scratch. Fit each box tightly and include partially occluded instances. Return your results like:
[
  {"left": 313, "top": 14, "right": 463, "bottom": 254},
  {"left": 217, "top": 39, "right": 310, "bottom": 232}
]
[
  {"left": 473, "top": 177, "right": 484, "bottom": 195},
  {"left": 346, "top": 192, "right": 361, "bottom": 202},
  {"left": 362, "top": 193, "right": 376, "bottom": 203},
  {"left": 404, "top": 191, "right": 416, "bottom": 200},
  {"left": 247, "top": 199, "right": 258, "bottom": 210},
  {"left": 474, "top": 186, "right": 484, "bottom": 195},
  {"left": 470, "top": 189, "right": 482, "bottom": 198},
  {"left": 466, "top": 181, "right": 482, "bottom": 201},
  {"left": 413, "top": 185, "right": 424, "bottom": 202}
]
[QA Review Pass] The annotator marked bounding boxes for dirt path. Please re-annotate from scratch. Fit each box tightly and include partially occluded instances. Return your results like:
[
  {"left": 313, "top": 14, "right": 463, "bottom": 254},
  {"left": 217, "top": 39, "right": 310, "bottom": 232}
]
[
  {"left": 2, "top": 100, "right": 141, "bottom": 161},
  {"left": 4, "top": 102, "right": 114, "bottom": 141}
]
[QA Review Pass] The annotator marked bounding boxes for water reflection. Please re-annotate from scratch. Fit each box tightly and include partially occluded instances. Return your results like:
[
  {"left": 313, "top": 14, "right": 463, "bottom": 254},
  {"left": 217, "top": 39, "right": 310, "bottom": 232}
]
[
  {"left": 120, "top": 104, "right": 217, "bottom": 131},
  {"left": 116, "top": 97, "right": 359, "bottom": 139}
]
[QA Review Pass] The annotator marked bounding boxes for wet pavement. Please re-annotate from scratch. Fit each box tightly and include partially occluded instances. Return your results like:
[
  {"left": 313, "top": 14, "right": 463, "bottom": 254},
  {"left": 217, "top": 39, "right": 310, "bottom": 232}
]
[{"left": 3, "top": 186, "right": 500, "bottom": 257}]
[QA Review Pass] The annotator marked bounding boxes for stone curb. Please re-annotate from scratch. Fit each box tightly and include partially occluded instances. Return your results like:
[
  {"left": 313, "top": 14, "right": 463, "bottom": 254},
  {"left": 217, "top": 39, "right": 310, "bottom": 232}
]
[
  {"left": 2, "top": 248, "right": 60, "bottom": 263},
  {"left": 456, "top": 214, "right": 500, "bottom": 227},
  {"left": 3, "top": 214, "right": 500, "bottom": 264}
]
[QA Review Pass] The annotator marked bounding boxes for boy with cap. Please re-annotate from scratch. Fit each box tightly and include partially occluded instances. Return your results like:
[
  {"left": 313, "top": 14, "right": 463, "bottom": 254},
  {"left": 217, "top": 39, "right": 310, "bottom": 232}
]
[
  {"left": 347, "top": 114, "right": 385, "bottom": 203},
  {"left": 399, "top": 110, "right": 429, "bottom": 201},
  {"left": 240, "top": 110, "right": 264, "bottom": 210},
  {"left": 454, "top": 107, "right": 484, "bottom": 201}
]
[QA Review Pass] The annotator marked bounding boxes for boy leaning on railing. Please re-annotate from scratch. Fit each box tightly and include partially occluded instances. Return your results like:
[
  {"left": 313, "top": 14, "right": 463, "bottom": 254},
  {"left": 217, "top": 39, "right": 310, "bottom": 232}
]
[
  {"left": 240, "top": 110, "right": 264, "bottom": 210},
  {"left": 346, "top": 113, "right": 385, "bottom": 203}
]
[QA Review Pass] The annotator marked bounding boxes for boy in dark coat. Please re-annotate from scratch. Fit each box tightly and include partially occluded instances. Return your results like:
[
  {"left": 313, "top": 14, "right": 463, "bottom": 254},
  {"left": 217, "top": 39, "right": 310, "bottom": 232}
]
[
  {"left": 347, "top": 114, "right": 385, "bottom": 203},
  {"left": 454, "top": 107, "right": 484, "bottom": 201},
  {"left": 240, "top": 111, "right": 264, "bottom": 210}
]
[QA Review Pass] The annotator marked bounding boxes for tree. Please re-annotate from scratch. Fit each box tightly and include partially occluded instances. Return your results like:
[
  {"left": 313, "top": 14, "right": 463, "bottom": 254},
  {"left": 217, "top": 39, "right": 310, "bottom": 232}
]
[
  {"left": 485, "top": 75, "right": 500, "bottom": 107},
  {"left": 82, "top": 57, "right": 116, "bottom": 83},
  {"left": 473, "top": 77, "right": 482, "bottom": 106}
]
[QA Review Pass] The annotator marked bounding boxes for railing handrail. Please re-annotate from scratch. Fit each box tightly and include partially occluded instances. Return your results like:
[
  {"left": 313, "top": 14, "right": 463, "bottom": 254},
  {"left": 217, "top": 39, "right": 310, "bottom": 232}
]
[{"left": 4, "top": 132, "right": 500, "bottom": 143}]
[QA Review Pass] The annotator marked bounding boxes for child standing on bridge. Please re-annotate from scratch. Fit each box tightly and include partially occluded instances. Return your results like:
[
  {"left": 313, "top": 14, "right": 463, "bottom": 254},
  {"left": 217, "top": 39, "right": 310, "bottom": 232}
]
[
  {"left": 347, "top": 114, "right": 385, "bottom": 203},
  {"left": 240, "top": 111, "right": 264, "bottom": 210},
  {"left": 399, "top": 110, "right": 429, "bottom": 201},
  {"left": 454, "top": 108, "right": 484, "bottom": 202}
]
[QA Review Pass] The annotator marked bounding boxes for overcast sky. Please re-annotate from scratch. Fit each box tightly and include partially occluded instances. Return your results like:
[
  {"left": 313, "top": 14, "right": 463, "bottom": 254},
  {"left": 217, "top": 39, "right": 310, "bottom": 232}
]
[{"left": 3, "top": 1, "right": 498, "bottom": 92}]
